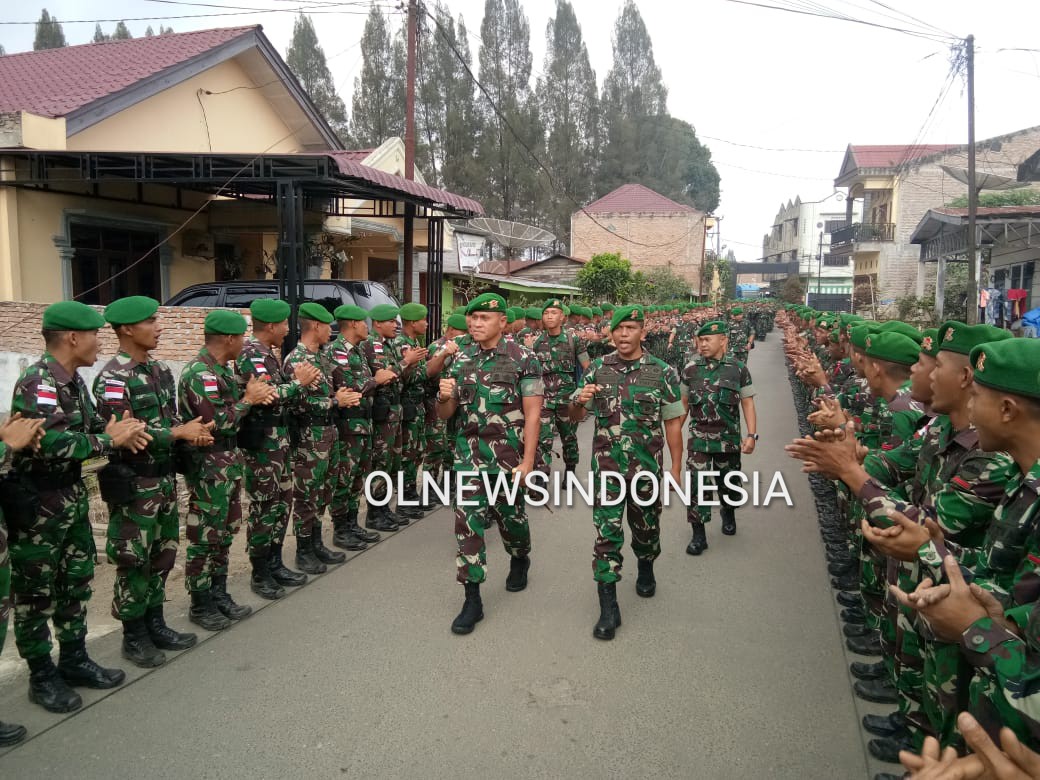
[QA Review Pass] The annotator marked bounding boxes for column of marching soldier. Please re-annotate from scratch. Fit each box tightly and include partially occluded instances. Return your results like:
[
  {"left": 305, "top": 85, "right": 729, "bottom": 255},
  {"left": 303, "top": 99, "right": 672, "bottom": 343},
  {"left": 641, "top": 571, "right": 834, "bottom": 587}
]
[
  {"left": 0, "top": 293, "right": 773, "bottom": 747},
  {"left": 782, "top": 305, "right": 1040, "bottom": 779}
]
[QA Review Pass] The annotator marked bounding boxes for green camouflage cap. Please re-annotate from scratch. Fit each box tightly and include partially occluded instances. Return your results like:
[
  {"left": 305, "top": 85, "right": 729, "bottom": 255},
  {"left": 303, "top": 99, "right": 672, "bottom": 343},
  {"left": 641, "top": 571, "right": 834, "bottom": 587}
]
[
  {"left": 937, "top": 320, "right": 1013, "bottom": 355},
  {"left": 105, "top": 295, "right": 159, "bottom": 326},
  {"left": 249, "top": 298, "right": 290, "bottom": 323},
  {"left": 971, "top": 339, "right": 1040, "bottom": 399},
  {"left": 204, "top": 309, "right": 248, "bottom": 335},
  {"left": 42, "top": 300, "right": 106, "bottom": 331}
]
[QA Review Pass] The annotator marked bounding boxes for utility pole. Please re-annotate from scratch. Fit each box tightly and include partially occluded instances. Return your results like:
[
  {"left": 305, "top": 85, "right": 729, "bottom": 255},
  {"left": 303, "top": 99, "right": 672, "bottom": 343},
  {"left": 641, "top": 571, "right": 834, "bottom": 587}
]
[
  {"left": 966, "top": 34, "right": 978, "bottom": 324},
  {"left": 816, "top": 228, "right": 824, "bottom": 307},
  {"left": 402, "top": 0, "right": 418, "bottom": 303}
]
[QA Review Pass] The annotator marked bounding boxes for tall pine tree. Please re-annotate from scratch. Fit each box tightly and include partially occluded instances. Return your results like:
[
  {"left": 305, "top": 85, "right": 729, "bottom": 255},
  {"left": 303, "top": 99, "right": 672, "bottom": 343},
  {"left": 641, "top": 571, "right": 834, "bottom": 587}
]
[
  {"left": 112, "top": 21, "right": 133, "bottom": 40},
  {"left": 33, "top": 9, "right": 67, "bottom": 50},
  {"left": 93, "top": 23, "right": 109, "bottom": 43},
  {"left": 475, "top": 0, "right": 543, "bottom": 223},
  {"left": 536, "top": 0, "right": 598, "bottom": 249},
  {"left": 351, "top": 4, "right": 406, "bottom": 148},
  {"left": 286, "top": 13, "right": 349, "bottom": 141},
  {"left": 416, "top": 3, "right": 478, "bottom": 191}
]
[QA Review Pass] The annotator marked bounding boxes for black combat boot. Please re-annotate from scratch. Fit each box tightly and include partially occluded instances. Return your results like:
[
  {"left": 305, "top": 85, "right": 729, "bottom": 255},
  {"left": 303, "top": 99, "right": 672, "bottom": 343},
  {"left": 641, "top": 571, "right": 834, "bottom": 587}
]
[
  {"left": 348, "top": 510, "right": 380, "bottom": 543},
  {"left": 564, "top": 463, "right": 576, "bottom": 474},
  {"left": 294, "top": 534, "right": 328, "bottom": 575},
  {"left": 211, "top": 574, "right": 253, "bottom": 620},
  {"left": 312, "top": 522, "right": 346, "bottom": 564},
  {"left": 450, "top": 582, "right": 484, "bottom": 635},
  {"left": 855, "top": 679, "right": 899, "bottom": 704},
  {"left": 847, "top": 632, "right": 883, "bottom": 656},
  {"left": 389, "top": 502, "right": 411, "bottom": 526},
  {"left": 851, "top": 660, "right": 887, "bottom": 681},
  {"left": 862, "top": 712, "right": 908, "bottom": 738},
  {"left": 332, "top": 516, "right": 367, "bottom": 551},
  {"left": 593, "top": 582, "right": 622, "bottom": 641},
  {"left": 250, "top": 555, "right": 286, "bottom": 600},
  {"left": 57, "top": 638, "right": 125, "bottom": 689},
  {"left": 396, "top": 486, "right": 424, "bottom": 520},
  {"left": 836, "top": 591, "right": 862, "bottom": 608},
  {"left": 505, "top": 555, "right": 530, "bottom": 592},
  {"left": 365, "top": 505, "right": 397, "bottom": 533},
  {"left": 269, "top": 542, "right": 308, "bottom": 587},
  {"left": 636, "top": 559, "right": 656, "bottom": 598},
  {"left": 0, "top": 719, "right": 27, "bottom": 747},
  {"left": 145, "top": 605, "right": 197, "bottom": 650},
  {"left": 720, "top": 506, "right": 736, "bottom": 535},
  {"left": 27, "top": 655, "right": 81, "bottom": 713},
  {"left": 868, "top": 734, "right": 915, "bottom": 764},
  {"left": 685, "top": 522, "right": 708, "bottom": 556},
  {"left": 121, "top": 618, "right": 166, "bottom": 668},
  {"left": 188, "top": 590, "right": 232, "bottom": 631}
]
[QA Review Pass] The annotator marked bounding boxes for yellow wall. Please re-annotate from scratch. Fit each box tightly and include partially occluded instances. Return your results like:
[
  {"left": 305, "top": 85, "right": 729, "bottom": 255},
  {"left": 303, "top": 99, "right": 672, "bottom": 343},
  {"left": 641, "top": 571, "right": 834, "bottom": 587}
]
[{"left": 69, "top": 59, "right": 304, "bottom": 154}]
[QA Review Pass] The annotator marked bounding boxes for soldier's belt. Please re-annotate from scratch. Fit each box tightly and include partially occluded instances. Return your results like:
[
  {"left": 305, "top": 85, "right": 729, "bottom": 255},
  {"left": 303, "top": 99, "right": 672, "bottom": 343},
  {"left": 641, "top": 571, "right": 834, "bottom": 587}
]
[
  {"left": 338, "top": 407, "right": 371, "bottom": 420},
  {"left": 199, "top": 435, "right": 239, "bottom": 453},
  {"left": 109, "top": 456, "right": 176, "bottom": 479},
  {"left": 24, "top": 462, "right": 82, "bottom": 490},
  {"left": 297, "top": 412, "right": 334, "bottom": 427},
  {"left": 247, "top": 409, "right": 285, "bottom": 427}
]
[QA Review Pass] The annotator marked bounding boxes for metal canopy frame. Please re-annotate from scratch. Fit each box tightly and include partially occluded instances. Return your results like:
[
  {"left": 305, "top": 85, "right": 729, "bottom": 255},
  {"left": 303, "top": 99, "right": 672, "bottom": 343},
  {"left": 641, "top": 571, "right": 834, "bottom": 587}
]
[
  {"left": 0, "top": 149, "right": 484, "bottom": 343},
  {"left": 914, "top": 215, "right": 1040, "bottom": 264}
]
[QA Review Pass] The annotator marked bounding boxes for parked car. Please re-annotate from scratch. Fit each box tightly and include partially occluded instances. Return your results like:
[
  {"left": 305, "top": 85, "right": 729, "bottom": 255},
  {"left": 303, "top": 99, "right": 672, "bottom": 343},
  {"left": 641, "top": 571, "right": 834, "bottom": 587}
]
[{"left": 164, "top": 280, "right": 400, "bottom": 327}]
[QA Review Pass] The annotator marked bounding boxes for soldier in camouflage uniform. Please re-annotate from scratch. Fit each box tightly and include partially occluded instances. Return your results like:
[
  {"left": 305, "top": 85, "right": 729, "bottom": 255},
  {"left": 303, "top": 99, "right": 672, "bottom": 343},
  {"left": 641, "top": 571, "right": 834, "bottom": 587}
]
[
  {"left": 533, "top": 298, "right": 590, "bottom": 474},
  {"left": 8, "top": 301, "right": 150, "bottom": 713},
  {"left": 570, "top": 304, "right": 685, "bottom": 641},
  {"left": 397, "top": 303, "right": 432, "bottom": 519},
  {"left": 235, "top": 299, "right": 317, "bottom": 599},
  {"left": 283, "top": 303, "right": 360, "bottom": 574},
  {"left": 437, "top": 293, "right": 543, "bottom": 636},
  {"left": 683, "top": 319, "right": 757, "bottom": 555},
  {"left": 726, "top": 306, "right": 754, "bottom": 363},
  {"left": 0, "top": 414, "right": 45, "bottom": 744},
  {"left": 178, "top": 310, "right": 277, "bottom": 632},
  {"left": 93, "top": 296, "right": 213, "bottom": 668},
  {"left": 423, "top": 313, "right": 468, "bottom": 485},
  {"left": 326, "top": 304, "right": 395, "bottom": 545}
]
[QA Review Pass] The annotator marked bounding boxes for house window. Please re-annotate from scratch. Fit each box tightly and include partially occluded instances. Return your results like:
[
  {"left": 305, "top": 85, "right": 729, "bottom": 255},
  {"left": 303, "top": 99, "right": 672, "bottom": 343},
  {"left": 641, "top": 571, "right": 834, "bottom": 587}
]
[
  {"left": 70, "top": 223, "right": 161, "bottom": 305},
  {"left": 994, "top": 261, "right": 1035, "bottom": 313},
  {"left": 824, "top": 219, "right": 847, "bottom": 235},
  {"left": 823, "top": 254, "right": 848, "bottom": 267}
]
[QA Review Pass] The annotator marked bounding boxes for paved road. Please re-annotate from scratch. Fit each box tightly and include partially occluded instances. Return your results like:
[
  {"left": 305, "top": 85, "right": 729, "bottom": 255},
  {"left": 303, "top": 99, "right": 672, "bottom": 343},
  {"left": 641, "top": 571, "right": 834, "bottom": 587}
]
[{"left": 0, "top": 336, "right": 872, "bottom": 778}]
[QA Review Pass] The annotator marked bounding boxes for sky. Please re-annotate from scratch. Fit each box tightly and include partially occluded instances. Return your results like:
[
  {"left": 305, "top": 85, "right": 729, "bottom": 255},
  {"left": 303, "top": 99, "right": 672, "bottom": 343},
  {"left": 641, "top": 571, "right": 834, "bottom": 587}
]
[{"left": 3, "top": 0, "right": 1040, "bottom": 260}]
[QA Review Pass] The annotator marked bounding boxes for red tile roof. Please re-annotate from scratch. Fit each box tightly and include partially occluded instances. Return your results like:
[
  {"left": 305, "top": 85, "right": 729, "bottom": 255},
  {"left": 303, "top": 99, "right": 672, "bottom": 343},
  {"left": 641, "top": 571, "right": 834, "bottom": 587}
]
[
  {"left": 336, "top": 149, "right": 375, "bottom": 162},
  {"left": 0, "top": 26, "right": 257, "bottom": 117},
  {"left": 583, "top": 183, "right": 697, "bottom": 214},
  {"left": 849, "top": 144, "right": 956, "bottom": 169}
]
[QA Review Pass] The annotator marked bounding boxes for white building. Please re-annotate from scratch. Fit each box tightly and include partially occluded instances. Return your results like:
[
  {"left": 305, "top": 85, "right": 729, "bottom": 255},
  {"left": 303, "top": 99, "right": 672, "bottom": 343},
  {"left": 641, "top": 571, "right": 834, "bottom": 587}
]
[{"left": 761, "top": 192, "right": 862, "bottom": 296}]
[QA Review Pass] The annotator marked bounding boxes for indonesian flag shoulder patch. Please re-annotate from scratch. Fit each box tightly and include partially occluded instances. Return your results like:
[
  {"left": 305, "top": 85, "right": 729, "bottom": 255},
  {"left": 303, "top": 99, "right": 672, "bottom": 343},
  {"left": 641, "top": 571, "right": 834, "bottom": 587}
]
[
  {"left": 103, "top": 379, "right": 125, "bottom": 400},
  {"left": 36, "top": 383, "right": 58, "bottom": 406}
]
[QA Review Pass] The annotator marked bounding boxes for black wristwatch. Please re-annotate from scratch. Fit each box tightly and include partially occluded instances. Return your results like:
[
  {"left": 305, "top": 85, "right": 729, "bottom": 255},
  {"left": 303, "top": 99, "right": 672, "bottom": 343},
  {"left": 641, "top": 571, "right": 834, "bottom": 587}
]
[{"left": 747, "top": 433, "right": 759, "bottom": 441}]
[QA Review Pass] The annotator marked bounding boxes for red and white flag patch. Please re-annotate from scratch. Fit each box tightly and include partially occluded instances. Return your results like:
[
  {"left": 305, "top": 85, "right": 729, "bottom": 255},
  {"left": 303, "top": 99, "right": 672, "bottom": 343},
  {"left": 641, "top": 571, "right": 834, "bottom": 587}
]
[
  {"left": 334, "top": 350, "right": 349, "bottom": 365},
  {"left": 36, "top": 383, "right": 57, "bottom": 406},
  {"left": 202, "top": 373, "right": 219, "bottom": 397},
  {"left": 104, "top": 379, "right": 125, "bottom": 400},
  {"left": 250, "top": 357, "right": 268, "bottom": 374},
  {"left": 372, "top": 341, "right": 384, "bottom": 354}
]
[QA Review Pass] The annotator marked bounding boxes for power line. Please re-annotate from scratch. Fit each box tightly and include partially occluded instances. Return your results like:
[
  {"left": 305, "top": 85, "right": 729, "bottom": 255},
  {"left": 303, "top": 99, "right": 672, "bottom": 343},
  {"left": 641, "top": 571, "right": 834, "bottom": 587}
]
[
  {"left": 0, "top": 5, "right": 399, "bottom": 25},
  {"left": 699, "top": 135, "right": 845, "bottom": 154},
  {"left": 713, "top": 160, "right": 836, "bottom": 181}
]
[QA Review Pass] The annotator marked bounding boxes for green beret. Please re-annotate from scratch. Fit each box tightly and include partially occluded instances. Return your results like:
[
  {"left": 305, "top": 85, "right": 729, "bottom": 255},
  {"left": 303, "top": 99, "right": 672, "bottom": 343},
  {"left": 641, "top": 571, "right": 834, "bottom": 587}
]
[
  {"left": 601, "top": 303, "right": 615, "bottom": 312},
  {"left": 204, "top": 310, "right": 247, "bottom": 335},
  {"left": 971, "top": 339, "right": 1040, "bottom": 399},
  {"left": 562, "top": 305, "right": 571, "bottom": 316},
  {"left": 399, "top": 302, "right": 428, "bottom": 322},
  {"left": 937, "top": 321, "right": 1012, "bottom": 356},
  {"left": 542, "top": 298, "right": 565, "bottom": 312},
  {"left": 467, "top": 293, "right": 508, "bottom": 315},
  {"left": 105, "top": 296, "right": 159, "bottom": 326},
  {"left": 849, "top": 323, "right": 881, "bottom": 350},
  {"left": 864, "top": 331, "right": 920, "bottom": 366},
  {"left": 697, "top": 320, "right": 727, "bottom": 337},
  {"left": 249, "top": 299, "right": 290, "bottom": 324},
  {"left": 42, "top": 300, "right": 106, "bottom": 331},
  {"left": 591, "top": 306, "right": 603, "bottom": 317},
  {"left": 610, "top": 305, "right": 645, "bottom": 330},
  {"left": 369, "top": 303, "right": 400, "bottom": 322},
  {"left": 829, "top": 330, "right": 840, "bottom": 345},
  {"left": 817, "top": 318, "right": 834, "bottom": 330},
  {"left": 446, "top": 313, "right": 468, "bottom": 330},
  {"left": 298, "top": 302, "right": 333, "bottom": 324},
  {"left": 524, "top": 306, "right": 542, "bottom": 320},
  {"left": 877, "top": 321, "right": 923, "bottom": 343},
  {"left": 333, "top": 304, "right": 368, "bottom": 322},
  {"left": 452, "top": 305, "right": 467, "bottom": 316},
  {"left": 506, "top": 307, "right": 522, "bottom": 319},
  {"left": 919, "top": 328, "right": 940, "bottom": 358},
  {"left": 730, "top": 306, "right": 744, "bottom": 315},
  {"left": 506, "top": 309, "right": 517, "bottom": 324}
]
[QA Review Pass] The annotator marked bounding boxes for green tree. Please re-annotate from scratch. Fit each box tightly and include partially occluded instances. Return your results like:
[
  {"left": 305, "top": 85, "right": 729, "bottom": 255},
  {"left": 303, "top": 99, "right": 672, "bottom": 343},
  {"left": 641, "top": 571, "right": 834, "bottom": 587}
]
[
  {"left": 0, "top": 44, "right": 6, "bottom": 56},
  {"left": 643, "top": 115, "right": 719, "bottom": 212},
  {"left": 575, "top": 252, "right": 635, "bottom": 303},
  {"left": 93, "top": 23, "right": 109, "bottom": 43},
  {"left": 351, "top": 4, "right": 405, "bottom": 147},
  {"left": 947, "top": 189, "right": 1040, "bottom": 208},
  {"left": 159, "top": 25, "right": 175, "bottom": 35},
  {"left": 780, "top": 274, "right": 805, "bottom": 304},
  {"left": 474, "top": 0, "right": 544, "bottom": 223},
  {"left": 145, "top": 26, "right": 155, "bottom": 37},
  {"left": 536, "top": 0, "right": 598, "bottom": 250},
  {"left": 286, "top": 13, "right": 349, "bottom": 141},
  {"left": 112, "top": 21, "right": 133, "bottom": 40},
  {"left": 417, "top": 3, "right": 478, "bottom": 190},
  {"left": 631, "top": 266, "right": 692, "bottom": 303},
  {"left": 33, "top": 9, "right": 67, "bottom": 50}
]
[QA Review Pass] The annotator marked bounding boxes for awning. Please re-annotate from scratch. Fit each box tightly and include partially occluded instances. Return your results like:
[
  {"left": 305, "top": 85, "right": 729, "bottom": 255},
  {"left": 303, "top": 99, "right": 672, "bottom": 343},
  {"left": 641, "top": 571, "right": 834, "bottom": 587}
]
[
  {"left": 448, "top": 272, "right": 579, "bottom": 297},
  {"left": 910, "top": 207, "right": 1040, "bottom": 262}
]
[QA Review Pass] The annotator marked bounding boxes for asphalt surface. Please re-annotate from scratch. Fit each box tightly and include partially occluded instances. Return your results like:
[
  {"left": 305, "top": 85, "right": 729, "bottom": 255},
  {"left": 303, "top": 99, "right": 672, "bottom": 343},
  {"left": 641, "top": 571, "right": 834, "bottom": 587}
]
[{"left": 0, "top": 335, "right": 875, "bottom": 779}]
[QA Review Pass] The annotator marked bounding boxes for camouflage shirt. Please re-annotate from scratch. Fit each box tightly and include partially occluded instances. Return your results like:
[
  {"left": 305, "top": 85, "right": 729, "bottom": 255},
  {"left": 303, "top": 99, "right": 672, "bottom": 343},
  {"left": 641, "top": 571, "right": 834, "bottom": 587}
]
[
  {"left": 576, "top": 351, "right": 683, "bottom": 477},
  {"left": 11, "top": 352, "right": 112, "bottom": 477},
  {"left": 234, "top": 337, "right": 302, "bottom": 450},
  {"left": 398, "top": 334, "right": 429, "bottom": 406},
  {"left": 93, "top": 351, "right": 181, "bottom": 464},
  {"left": 726, "top": 317, "right": 751, "bottom": 355},
  {"left": 325, "top": 335, "right": 376, "bottom": 435},
  {"left": 282, "top": 342, "right": 335, "bottom": 422},
  {"left": 445, "top": 337, "right": 543, "bottom": 473},
  {"left": 532, "top": 330, "right": 590, "bottom": 408},
  {"left": 681, "top": 354, "right": 754, "bottom": 454},
  {"left": 361, "top": 333, "right": 404, "bottom": 405},
  {"left": 177, "top": 347, "right": 249, "bottom": 475}
]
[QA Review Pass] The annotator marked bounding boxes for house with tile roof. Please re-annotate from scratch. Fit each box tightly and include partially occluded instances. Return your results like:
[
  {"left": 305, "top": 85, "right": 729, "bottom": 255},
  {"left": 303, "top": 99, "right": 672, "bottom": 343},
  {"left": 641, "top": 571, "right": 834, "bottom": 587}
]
[
  {"left": 831, "top": 126, "right": 1040, "bottom": 309},
  {"left": 569, "top": 184, "right": 707, "bottom": 290},
  {"left": 0, "top": 26, "right": 472, "bottom": 306}
]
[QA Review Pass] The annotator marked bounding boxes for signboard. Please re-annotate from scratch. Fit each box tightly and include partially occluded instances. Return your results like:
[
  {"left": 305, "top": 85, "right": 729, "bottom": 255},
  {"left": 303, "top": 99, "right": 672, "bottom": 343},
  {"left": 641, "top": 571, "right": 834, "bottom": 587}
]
[{"left": 455, "top": 232, "right": 485, "bottom": 272}]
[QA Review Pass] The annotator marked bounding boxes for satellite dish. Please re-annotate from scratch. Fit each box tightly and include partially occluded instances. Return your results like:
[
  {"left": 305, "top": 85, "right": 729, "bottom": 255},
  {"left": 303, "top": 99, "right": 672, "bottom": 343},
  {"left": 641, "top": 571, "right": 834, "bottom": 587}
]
[
  {"left": 466, "top": 218, "right": 556, "bottom": 252},
  {"left": 941, "top": 166, "right": 1029, "bottom": 191}
]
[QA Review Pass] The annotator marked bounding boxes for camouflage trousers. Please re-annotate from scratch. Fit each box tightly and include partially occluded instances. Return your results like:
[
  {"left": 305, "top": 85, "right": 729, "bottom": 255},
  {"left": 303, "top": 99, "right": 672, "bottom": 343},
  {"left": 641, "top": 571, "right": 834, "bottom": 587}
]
[
  {"left": 424, "top": 408, "right": 452, "bottom": 478},
  {"left": 400, "top": 401, "right": 427, "bottom": 488},
  {"left": 291, "top": 425, "right": 336, "bottom": 537},
  {"left": 0, "top": 517, "right": 10, "bottom": 654},
  {"left": 454, "top": 473, "right": 530, "bottom": 585},
  {"left": 242, "top": 436, "right": 292, "bottom": 556},
  {"left": 184, "top": 472, "right": 243, "bottom": 593},
  {"left": 890, "top": 559, "right": 926, "bottom": 724},
  {"left": 9, "top": 483, "right": 94, "bottom": 660},
  {"left": 919, "top": 637, "right": 969, "bottom": 749},
  {"left": 106, "top": 475, "right": 178, "bottom": 621},
  {"left": 591, "top": 469, "right": 661, "bottom": 583},
  {"left": 686, "top": 450, "right": 742, "bottom": 525},
  {"left": 371, "top": 407, "right": 403, "bottom": 479},
  {"left": 538, "top": 403, "right": 580, "bottom": 470},
  {"left": 331, "top": 428, "right": 371, "bottom": 519},
  {"left": 968, "top": 666, "right": 1039, "bottom": 749}
]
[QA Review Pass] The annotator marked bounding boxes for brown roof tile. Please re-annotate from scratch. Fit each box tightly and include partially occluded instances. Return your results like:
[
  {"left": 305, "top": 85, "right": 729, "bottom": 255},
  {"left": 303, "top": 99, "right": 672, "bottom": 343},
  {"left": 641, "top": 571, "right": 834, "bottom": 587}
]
[{"left": 583, "top": 183, "right": 697, "bottom": 214}]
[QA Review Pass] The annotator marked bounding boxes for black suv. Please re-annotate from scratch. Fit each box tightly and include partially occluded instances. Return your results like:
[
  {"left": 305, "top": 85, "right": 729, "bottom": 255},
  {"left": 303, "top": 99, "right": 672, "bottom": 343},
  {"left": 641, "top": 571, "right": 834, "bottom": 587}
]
[{"left": 164, "top": 280, "right": 399, "bottom": 321}]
